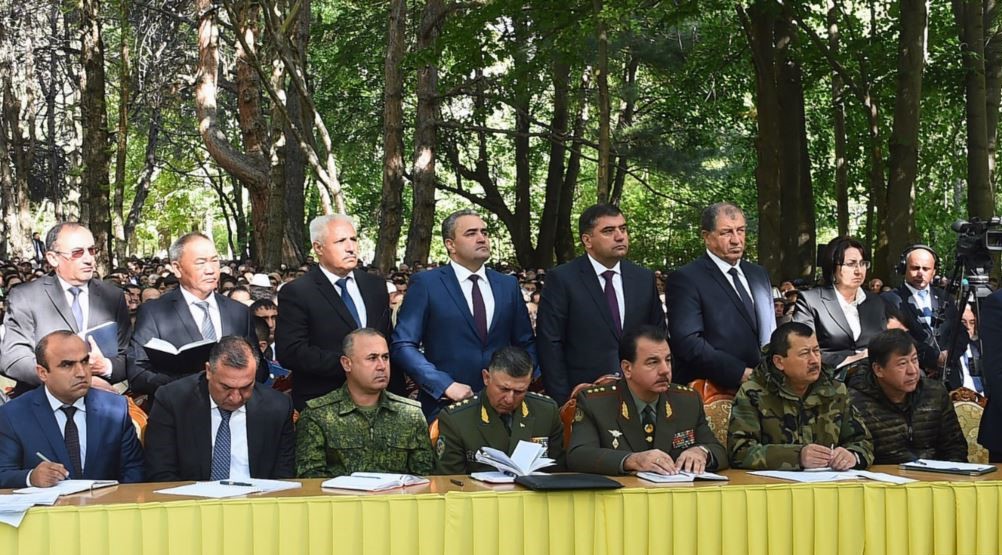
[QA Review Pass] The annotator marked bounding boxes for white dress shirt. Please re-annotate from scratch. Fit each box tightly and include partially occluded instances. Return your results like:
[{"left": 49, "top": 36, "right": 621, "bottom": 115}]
[
  {"left": 179, "top": 286, "right": 222, "bottom": 340},
  {"left": 706, "top": 250, "right": 754, "bottom": 307},
  {"left": 209, "top": 399, "right": 251, "bottom": 480},
  {"left": 587, "top": 255, "right": 625, "bottom": 326},
  {"left": 318, "top": 266, "right": 368, "bottom": 327},
  {"left": 56, "top": 276, "right": 90, "bottom": 330},
  {"left": 26, "top": 388, "right": 89, "bottom": 486},
  {"left": 836, "top": 287, "right": 867, "bottom": 341},
  {"left": 450, "top": 262, "right": 495, "bottom": 330}
]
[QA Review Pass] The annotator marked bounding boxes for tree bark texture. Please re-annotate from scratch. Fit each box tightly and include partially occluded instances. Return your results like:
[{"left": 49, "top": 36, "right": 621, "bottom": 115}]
[
  {"left": 954, "top": 0, "right": 995, "bottom": 219},
  {"left": 80, "top": 0, "right": 112, "bottom": 273},
  {"left": 593, "top": 0, "right": 611, "bottom": 203}
]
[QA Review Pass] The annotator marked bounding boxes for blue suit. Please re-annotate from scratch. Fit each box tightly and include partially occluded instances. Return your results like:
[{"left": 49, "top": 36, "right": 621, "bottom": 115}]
[
  {"left": 0, "top": 388, "right": 144, "bottom": 488},
  {"left": 391, "top": 265, "right": 536, "bottom": 419}
]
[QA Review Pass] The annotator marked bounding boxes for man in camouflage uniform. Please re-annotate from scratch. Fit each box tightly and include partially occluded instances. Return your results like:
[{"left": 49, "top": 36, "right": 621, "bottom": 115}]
[
  {"left": 567, "top": 325, "right": 727, "bottom": 475},
  {"left": 296, "top": 329, "right": 434, "bottom": 477},
  {"left": 434, "top": 346, "right": 564, "bottom": 474},
  {"left": 728, "top": 322, "right": 873, "bottom": 470}
]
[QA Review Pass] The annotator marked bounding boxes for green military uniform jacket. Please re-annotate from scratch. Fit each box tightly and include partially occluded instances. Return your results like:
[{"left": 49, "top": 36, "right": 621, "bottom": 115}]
[
  {"left": 566, "top": 378, "right": 728, "bottom": 475},
  {"left": 295, "top": 384, "right": 435, "bottom": 477},
  {"left": 434, "top": 392, "right": 565, "bottom": 474},
  {"left": 727, "top": 360, "right": 874, "bottom": 470}
]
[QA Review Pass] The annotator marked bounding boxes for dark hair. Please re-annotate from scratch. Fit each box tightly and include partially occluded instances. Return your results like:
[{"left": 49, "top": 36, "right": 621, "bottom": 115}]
[
  {"left": 868, "top": 329, "right": 916, "bottom": 368},
  {"left": 342, "top": 328, "right": 386, "bottom": 357},
  {"left": 441, "top": 209, "right": 481, "bottom": 243},
  {"left": 487, "top": 346, "right": 533, "bottom": 378},
  {"left": 578, "top": 204, "right": 623, "bottom": 237},
  {"left": 123, "top": 283, "right": 141, "bottom": 293},
  {"left": 768, "top": 322, "right": 815, "bottom": 358},
  {"left": 699, "top": 202, "right": 743, "bottom": 233},
  {"left": 252, "top": 316, "right": 271, "bottom": 344},
  {"left": 819, "top": 236, "right": 868, "bottom": 287},
  {"left": 250, "top": 299, "right": 277, "bottom": 313},
  {"left": 208, "top": 336, "right": 258, "bottom": 373},
  {"left": 45, "top": 222, "right": 86, "bottom": 252},
  {"left": 619, "top": 325, "right": 668, "bottom": 364},
  {"left": 35, "top": 330, "right": 80, "bottom": 370}
]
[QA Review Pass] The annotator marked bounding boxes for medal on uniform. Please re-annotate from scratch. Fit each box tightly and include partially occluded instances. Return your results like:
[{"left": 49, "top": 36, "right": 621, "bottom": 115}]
[
  {"left": 574, "top": 408, "right": 584, "bottom": 422},
  {"left": 620, "top": 402, "right": 629, "bottom": 420},
  {"left": 609, "top": 430, "right": 623, "bottom": 449},
  {"left": 481, "top": 406, "right": 489, "bottom": 424}
]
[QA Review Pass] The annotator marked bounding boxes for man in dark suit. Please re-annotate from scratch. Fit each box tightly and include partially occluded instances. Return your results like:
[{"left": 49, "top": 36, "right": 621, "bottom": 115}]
[
  {"left": 666, "top": 202, "right": 776, "bottom": 391},
  {"left": 566, "top": 325, "right": 726, "bottom": 475},
  {"left": 144, "top": 336, "right": 295, "bottom": 481},
  {"left": 0, "top": 331, "right": 143, "bottom": 488},
  {"left": 978, "top": 289, "right": 1002, "bottom": 462},
  {"left": 276, "top": 215, "right": 399, "bottom": 411},
  {"left": 128, "top": 232, "right": 261, "bottom": 396},
  {"left": 2, "top": 223, "right": 131, "bottom": 396},
  {"left": 31, "top": 232, "right": 45, "bottom": 265},
  {"left": 434, "top": 346, "right": 564, "bottom": 474},
  {"left": 537, "top": 204, "right": 665, "bottom": 405},
  {"left": 392, "top": 209, "right": 536, "bottom": 419},
  {"left": 881, "top": 246, "right": 963, "bottom": 377}
]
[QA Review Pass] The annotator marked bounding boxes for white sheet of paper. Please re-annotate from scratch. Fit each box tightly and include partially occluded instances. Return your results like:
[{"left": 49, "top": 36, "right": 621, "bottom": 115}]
[
  {"left": 850, "top": 470, "right": 916, "bottom": 484},
  {"left": 0, "top": 511, "right": 27, "bottom": 528},
  {"left": 749, "top": 470, "right": 860, "bottom": 483},
  {"left": 14, "top": 480, "right": 118, "bottom": 495},
  {"left": 155, "top": 482, "right": 261, "bottom": 498}
]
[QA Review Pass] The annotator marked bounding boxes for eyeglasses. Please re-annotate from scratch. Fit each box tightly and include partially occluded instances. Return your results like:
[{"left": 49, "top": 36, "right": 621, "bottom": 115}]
[
  {"left": 51, "top": 247, "right": 99, "bottom": 259},
  {"left": 839, "top": 260, "right": 870, "bottom": 270}
]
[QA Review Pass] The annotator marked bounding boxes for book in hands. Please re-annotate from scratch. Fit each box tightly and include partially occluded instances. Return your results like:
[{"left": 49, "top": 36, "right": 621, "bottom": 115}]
[
  {"left": 321, "top": 472, "right": 430, "bottom": 492},
  {"left": 636, "top": 471, "right": 729, "bottom": 483},
  {"left": 142, "top": 337, "right": 216, "bottom": 375},
  {"left": 80, "top": 321, "right": 119, "bottom": 359},
  {"left": 474, "top": 440, "right": 556, "bottom": 477}
]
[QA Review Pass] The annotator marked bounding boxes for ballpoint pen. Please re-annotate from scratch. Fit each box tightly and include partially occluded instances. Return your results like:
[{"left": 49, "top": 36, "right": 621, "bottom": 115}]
[{"left": 219, "top": 481, "right": 254, "bottom": 486}]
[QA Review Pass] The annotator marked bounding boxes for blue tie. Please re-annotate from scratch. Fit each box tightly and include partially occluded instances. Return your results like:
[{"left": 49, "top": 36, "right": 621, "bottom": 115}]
[
  {"left": 69, "top": 287, "right": 84, "bottom": 331},
  {"left": 336, "top": 277, "right": 361, "bottom": 327},
  {"left": 210, "top": 409, "right": 232, "bottom": 480},
  {"left": 917, "top": 289, "right": 932, "bottom": 325}
]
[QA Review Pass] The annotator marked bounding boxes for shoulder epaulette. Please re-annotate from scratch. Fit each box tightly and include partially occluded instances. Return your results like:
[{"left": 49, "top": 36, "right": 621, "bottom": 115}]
[
  {"left": 581, "top": 383, "right": 618, "bottom": 397},
  {"left": 442, "top": 395, "right": 479, "bottom": 413},
  {"left": 670, "top": 383, "right": 696, "bottom": 393},
  {"left": 384, "top": 391, "right": 422, "bottom": 408},
  {"left": 304, "top": 391, "right": 338, "bottom": 409},
  {"left": 526, "top": 391, "right": 557, "bottom": 406}
]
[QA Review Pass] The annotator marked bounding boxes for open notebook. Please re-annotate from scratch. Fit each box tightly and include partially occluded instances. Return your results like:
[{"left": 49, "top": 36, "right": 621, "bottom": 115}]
[{"left": 321, "top": 473, "right": 429, "bottom": 492}]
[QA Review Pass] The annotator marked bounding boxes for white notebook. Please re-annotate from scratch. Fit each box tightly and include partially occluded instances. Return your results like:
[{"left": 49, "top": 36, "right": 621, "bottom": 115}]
[{"left": 321, "top": 473, "right": 429, "bottom": 492}]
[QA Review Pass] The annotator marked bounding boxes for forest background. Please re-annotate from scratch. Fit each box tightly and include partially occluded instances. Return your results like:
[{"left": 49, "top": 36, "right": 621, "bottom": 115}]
[{"left": 0, "top": 0, "right": 998, "bottom": 285}]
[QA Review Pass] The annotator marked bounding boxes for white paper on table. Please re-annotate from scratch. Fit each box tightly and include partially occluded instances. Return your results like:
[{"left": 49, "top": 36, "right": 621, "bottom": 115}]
[
  {"left": 637, "top": 471, "right": 730, "bottom": 483},
  {"left": 470, "top": 471, "right": 516, "bottom": 484},
  {"left": 14, "top": 480, "right": 118, "bottom": 495},
  {"left": 233, "top": 479, "right": 302, "bottom": 493},
  {"left": 849, "top": 470, "right": 916, "bottom": 484},
  {"left": 905, "top": 459, "right": 994, "bottom": 472},
  {"left": 155, "top": 482, "right": 261, "bottom": 498},
  {"left": 0, "top": 491, "right": 60, "bottom": 510},
  {"left": 749, "top": 470, "right": 861, "bottom": 483},
  {"left": 0, "top": 511, "right": 27, "bottom": 528}
]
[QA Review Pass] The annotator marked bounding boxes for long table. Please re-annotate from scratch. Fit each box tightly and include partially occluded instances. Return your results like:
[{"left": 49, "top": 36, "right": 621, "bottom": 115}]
[{"left": 2, "top": 466, "right": 1000, "bottom": 555}]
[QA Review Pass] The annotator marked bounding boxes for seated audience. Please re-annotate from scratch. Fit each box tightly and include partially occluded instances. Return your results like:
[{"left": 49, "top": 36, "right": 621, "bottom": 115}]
[
  {"left": 848, "top": 330, "right": 967, "bottom": 464},
  {"left": 435, "top": 346, "right": 564, "bottom": 474},
  {"left": 296, "top": 329, "right": 434, "bottom": 477},
  {"left": 728, "top": 322, "right": 873, "bottom": 470},
  {"left": 144, "top": 336, "right": 295, "bottom": 481},
  {"left": 0, "top": 331, "right": 143, "bottom": 487},
  {"left": 566, "top": 325, "right": 726, "bottom": 475}
]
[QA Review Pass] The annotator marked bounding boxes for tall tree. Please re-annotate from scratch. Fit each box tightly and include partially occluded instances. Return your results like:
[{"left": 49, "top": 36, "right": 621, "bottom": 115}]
[
  {"left": 953, "top": 0, "right": 995, "bottom": 219},
  {"left": 80, "top": 0, "right": 112, "bottom": 272}
]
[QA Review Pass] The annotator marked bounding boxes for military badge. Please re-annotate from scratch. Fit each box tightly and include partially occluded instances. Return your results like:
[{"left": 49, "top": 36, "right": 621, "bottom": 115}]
[
  {"left": 522, "top": 401, "right": 529, "bottom": 418},
  {"left": 671, "top": 429, "right": 696, "bottom": 449},
  {"left": 436, "top": 437, "right": 446, "bottom": 457},
  {"left": 665, "top": 401, "right": 673, "bottom": 419},
  {"left": 609, "top": 429, "right": 623, "bottom": 449},
  {"left": 481, "top": 406, "right": 489, "bottom": 424},
  {"left": 574, "top": 408, "right": 584, "bottom": 422},
  {"left": 621, "top": 402, "right": 630, "bottom": 420}
]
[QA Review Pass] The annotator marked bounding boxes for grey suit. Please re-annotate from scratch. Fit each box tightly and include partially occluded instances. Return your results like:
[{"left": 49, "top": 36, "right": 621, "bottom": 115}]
[
  {"left": 792, "top": 286, "right": 888, "bottom": 368},
  {"left": 0, "top": 276, "right": 131, "bottom": 393}
]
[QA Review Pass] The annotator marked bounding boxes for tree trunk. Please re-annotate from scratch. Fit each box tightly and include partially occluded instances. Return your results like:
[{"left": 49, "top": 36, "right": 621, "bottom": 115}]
[
  {"left": 281, "top": 0, "right": 312, "bottom": 265},
  {"left": 535, "top": 60, "right": 571, "bottom": 269},
  {"left": 374, "top": 0, "right": 408, "bottom": 273},
  {"left": 884, "top": 0, "right": 927, "bottom": 276},
  {"left": 955, "top": 0, "right": 995, "bottom": 219},
  {"left": 609, "top": 56, "right": 639, "bottom": 206},
  {"left": 80, "top": 0, "right": 112, "bottom": 274},
  {"left": 112, "top": 0, "right": 131, "bottom": 266},
  {"left": 984, "top": 1, "right": 1002, "bottom": 188},
  {"left": 123, "top": 108, "right": 161, "bottom": 249},
  {"left": 405, "top": 0, "right": 443, "bottom": 265},
  {"left": 829, "top": 0, "right": 850, "bottom": 237},
  {"left": 593, "top": 0, "right": 611, "bottom": 203},
  {"left": 511, "top": 12, "right": 534, "bottom": 268},
  {"left": 556, "top": 76, "right": 590, "bottom": 264},
  {"left": 47, "top": 3, "right": 63, "bottom": 221}
]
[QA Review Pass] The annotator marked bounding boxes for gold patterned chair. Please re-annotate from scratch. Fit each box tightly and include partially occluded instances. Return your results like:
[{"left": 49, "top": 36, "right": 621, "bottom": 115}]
[
  {"left": 689, "top": 379, "right": 736, "bottom": 446},
  {"left": 951, "top": 387, "right": 989, "bottom": 464}
]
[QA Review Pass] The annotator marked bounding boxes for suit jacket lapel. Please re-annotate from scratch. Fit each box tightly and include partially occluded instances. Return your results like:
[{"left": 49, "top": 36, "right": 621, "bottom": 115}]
[
  {"left": 439, "top": 265, "right": 481, "bottom": 340},
  {"left": 701, "top": 256, "right": 756, "bottom": 330},
  {"left": 858, "top": 292, "right": 886, "bottom": 332},
  {"left": 311, "top": 267, "right": 357, "bottom": 329},
  {"left": 353, "top": 270, "right": 381, "bottom": 328},
  {"left": 620, "top": 262, "right": 642, "bottom": 331},
  {"left": 43, "top": 277, "right": 78, "bottom": 332},
  {"left": 170, "top": 290, "right": 204, "bottom": 344},
  {"left": 215, "top": 293, "right": 236, "bottom": 337},
  {"left": 195, "top": 377, "right": 213, "bottom": 478},
  {"left": 576, "top": 256, "right": 620, "bottom": 339},
  {"left": 485, "top": 270, "right": 506, "bottom": 337},
  {"left": 83, "top": 391, "right": 103, "bottom": 476},
  {"left": 245, "top": 386, "right": 263, "bottom": 477},
  {"left": 29, "top": 390, "right": 73, "bottom": 469},
  {"left": 820, "top": 287, "right": 854, "bottom": 338},
  {"left": 615, "top": 385, "right": 647, "bottom": 452}
]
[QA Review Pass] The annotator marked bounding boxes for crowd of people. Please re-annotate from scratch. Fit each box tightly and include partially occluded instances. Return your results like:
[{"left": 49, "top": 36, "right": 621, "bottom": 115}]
[{"left": 0, "top": 200, "right": 995, "bottom": 490}]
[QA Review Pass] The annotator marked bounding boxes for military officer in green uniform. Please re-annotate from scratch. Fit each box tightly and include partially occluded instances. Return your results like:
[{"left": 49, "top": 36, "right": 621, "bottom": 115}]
[
  {"left": 727, "top": 322, "right": 873, "bottom": 470},
  {"left": 296, "top": 329, "right": 435, "bottom": 477},
  {"left": 434, "top": 346, "right": 564, "bottom": 474},
  {"left": 567, "top": 325, "right": 727, "bottom": 475}
]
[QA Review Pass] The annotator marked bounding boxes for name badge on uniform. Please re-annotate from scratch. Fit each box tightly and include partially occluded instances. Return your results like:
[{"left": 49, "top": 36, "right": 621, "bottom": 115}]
[
  {"left": 531, "top": 437, "right": 549, "bottom": 451},
  {"left": 672, "top": 429, "right": 696, "bottom": 449}
]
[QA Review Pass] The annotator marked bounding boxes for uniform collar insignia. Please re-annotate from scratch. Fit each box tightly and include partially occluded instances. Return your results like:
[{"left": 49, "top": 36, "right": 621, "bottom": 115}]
[
  {"left": 521, "top": 401, "right": 529, "bottom": 418},
  {"left": 621, "top": 402, "right": 629, "bottom": 420},
  {"left": 481, "top": 405, "right": 490, "bottom": 424}
]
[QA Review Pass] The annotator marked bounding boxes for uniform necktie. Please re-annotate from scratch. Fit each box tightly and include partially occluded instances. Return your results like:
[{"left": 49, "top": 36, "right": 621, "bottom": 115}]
[
  {"left": 69, "top": 287, "right": 84, "bottom": 331},
  {"left": 728, "top": 268, "right": 756, "bottom": 323},
  {"left": 336, "top": 277, "right": 361, "bottom": 327},
  {"left": 469, "top": 275, "right": 488, "bottom": 344},
  {"left": 60, "top": 406, "right": 82, "bottom": 478},
  {"left": 501, "top": 413, "right": 513, "bottom": 434},
  {"left": 642, "top": 405, "right": 656, "bottom": 446},
  {"left": 194, "top": 301, "right": 216, "bottom": 341},
  {"left": 601, "top": 270, "right": 623, "bottom": 335},
  {"left": 210, "top": 408, "right": 232, "bottom": 480}
]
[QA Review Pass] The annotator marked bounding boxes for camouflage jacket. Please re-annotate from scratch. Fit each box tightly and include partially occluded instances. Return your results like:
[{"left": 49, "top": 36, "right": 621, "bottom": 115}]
[
  {"left": 295, "top": 385, "right": 435, "bottom": 478},
  {"left": 434, "top": 392, "right": 565, "bottom": 475},
  {"left": 727, "top": 360, "right": 873, "bottom": 470}
]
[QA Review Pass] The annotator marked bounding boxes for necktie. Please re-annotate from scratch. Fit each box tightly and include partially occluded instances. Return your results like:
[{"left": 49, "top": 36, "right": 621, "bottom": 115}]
[
  {"left": 917, "top": 289, "right": 932, "bottom": 325},
  {"left": 60, "top": 406, "right": 82, "bottom": 478},
  {"left": 194, "top": 301, "right": 216, "bottom": 341},
  {"left": 642, "top": 405, "right": 656, "bottom": 446},
  {"left": 728, "top": 268, "right": 756, "bottom": 324},
  {"left": 501, "top": 413, "right": 513, "bottom": 435},
  {"left": 210, "top": 408, "right": 232, "bottom": 480},
  {"left": 601, "top": 270, "right": 623, "bottom": 335},
  {"left": 469, "top": 275, "right": 488, "bottom": 344},
  {"left": 336, "top": 277, "right": 361, "bottom": 327},
  {"left": 69, "top": 287, "right": 84, "bottom": 331}
]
